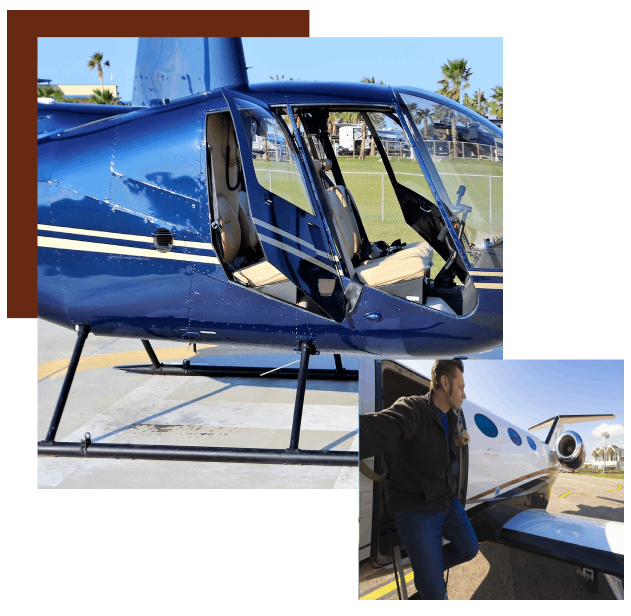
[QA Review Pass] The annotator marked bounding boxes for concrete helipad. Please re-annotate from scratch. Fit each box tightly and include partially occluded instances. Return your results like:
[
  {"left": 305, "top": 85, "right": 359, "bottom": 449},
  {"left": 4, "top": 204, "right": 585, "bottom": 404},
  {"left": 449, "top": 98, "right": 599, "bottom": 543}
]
[
  {"left": 359, "top": 473, "right": 624, "bottom": 600},
  {"left": 38, "top": 319, "right": 359, "bottom": 489}
]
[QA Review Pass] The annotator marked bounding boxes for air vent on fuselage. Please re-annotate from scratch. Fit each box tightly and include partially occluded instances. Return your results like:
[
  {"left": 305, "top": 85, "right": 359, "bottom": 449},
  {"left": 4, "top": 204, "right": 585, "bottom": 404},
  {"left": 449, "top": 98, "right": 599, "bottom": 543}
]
[{"left": 153, "top": 228, "right": 174, "bottom": 253}]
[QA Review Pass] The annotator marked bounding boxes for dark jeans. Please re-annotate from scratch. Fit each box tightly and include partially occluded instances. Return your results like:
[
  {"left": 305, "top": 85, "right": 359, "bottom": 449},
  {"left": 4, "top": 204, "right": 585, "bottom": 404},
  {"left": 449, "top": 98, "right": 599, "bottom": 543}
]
[{"left": 394, "top": 497, "right": 478, "bottom": 600}]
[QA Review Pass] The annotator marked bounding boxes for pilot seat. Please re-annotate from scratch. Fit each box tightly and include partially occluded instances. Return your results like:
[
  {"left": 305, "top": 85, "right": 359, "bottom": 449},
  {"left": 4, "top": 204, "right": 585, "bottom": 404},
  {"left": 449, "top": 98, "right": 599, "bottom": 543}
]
[{"left": 322, "top": 174, "right": 455, "bottom": 312}]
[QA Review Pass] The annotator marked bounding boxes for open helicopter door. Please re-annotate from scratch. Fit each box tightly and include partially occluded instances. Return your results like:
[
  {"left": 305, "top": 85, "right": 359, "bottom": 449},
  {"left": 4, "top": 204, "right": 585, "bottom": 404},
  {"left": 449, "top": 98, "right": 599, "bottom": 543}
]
[
  {"left": 221, "top": 89, "right": 347, "bottom": 322},
  {"left": 364, "top": 361, "right": 469, "bottom": 590},
  {"left": 392, "top": 91, "right": 474, "bottom": 271}
]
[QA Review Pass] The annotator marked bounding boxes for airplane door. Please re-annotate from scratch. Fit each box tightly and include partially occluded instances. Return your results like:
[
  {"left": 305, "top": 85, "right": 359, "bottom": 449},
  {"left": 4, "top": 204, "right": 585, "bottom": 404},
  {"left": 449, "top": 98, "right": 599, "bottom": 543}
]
[
  {"left": 222, "top": 90, "right": 347, "bottom": 322},
  {"left": 455, "top": 409, "right": 469, "bottom": 505}
]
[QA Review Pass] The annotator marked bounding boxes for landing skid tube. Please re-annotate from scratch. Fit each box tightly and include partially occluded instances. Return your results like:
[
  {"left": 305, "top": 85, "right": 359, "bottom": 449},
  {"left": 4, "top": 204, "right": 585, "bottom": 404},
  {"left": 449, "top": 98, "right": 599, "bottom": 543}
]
[
  {"left": 116, "top": 342, "right": 359, "bottom": 381},
  {"left": 38, "top": 330, "right": 358, "bottom": 467}
]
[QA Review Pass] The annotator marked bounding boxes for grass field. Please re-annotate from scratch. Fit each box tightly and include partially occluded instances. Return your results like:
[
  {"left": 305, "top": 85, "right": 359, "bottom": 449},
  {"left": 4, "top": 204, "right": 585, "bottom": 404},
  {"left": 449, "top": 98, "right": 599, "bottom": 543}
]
[
  {"left": 575, "top": 468, "right": 624, "bottom": 479},
  {"left": 253, "top": 154, "right": 503, "bottom": 274}
]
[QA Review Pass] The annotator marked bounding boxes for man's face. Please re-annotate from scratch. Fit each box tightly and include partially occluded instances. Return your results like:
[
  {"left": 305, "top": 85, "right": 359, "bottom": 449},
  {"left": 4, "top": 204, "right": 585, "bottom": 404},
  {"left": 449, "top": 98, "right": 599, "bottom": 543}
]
[{"left": 444, "top": 370, "right": 466, "bottom": 411}]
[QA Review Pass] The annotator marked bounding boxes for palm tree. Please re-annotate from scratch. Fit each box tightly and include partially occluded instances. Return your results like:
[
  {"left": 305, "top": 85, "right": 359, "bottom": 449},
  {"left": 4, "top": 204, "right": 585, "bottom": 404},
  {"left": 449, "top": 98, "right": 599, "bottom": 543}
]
[
  {"left": 88, "top": 88, "right": 120, "bottom": 105},
  {"left": 463, "top": 91, "right": 489, "bottom": 117},
  {"left": 437, "top": 58, "right": 472, "bottom": 158},
  {"left": 409, "top": 103, "right": 432, "bottom": 139},
  {"left": 37, "top": 85, "right": 64, "bottom": 102},
  {"left": 490, "top": 86, "right": 503, "bottom": 119},
  {"left": 87, "top": 52, "right": 110, "bottom": 92}
]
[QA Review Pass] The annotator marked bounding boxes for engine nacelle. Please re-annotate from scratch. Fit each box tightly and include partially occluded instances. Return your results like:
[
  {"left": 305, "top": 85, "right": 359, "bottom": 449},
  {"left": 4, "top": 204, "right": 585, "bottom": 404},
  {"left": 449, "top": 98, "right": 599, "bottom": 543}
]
[{"left": 555, "top": 430, "right": 586, "bottom": 470}]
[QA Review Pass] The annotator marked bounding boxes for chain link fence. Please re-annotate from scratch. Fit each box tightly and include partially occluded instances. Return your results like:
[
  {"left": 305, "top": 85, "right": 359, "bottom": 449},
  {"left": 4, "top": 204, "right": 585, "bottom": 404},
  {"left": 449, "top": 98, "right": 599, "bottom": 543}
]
[
  {"left": 342, "top": 169, "right": 503, "bottom": 250},
  {"left": 253, "top": 162, "right": 503, "bottom": 253}
]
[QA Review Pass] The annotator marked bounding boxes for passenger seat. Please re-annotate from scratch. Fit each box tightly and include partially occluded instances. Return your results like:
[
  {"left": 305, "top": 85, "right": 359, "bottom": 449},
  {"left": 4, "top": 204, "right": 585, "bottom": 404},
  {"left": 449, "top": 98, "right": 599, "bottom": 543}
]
[
  {"left": 323, "top": 186, "right": 433, "bottom": 289},
  {"left": 206, "top": 113, "right": 288, "bottom": 288}
]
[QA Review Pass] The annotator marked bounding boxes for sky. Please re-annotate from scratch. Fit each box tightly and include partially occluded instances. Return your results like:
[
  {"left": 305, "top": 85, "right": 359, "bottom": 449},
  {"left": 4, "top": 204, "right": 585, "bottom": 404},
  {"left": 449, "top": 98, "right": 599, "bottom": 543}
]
[
  {"left": 37, "top": 37, "right": 502, "bottom": 107},
  {"left": 399, "top": 360, "right": 624, "bottom": 458}
]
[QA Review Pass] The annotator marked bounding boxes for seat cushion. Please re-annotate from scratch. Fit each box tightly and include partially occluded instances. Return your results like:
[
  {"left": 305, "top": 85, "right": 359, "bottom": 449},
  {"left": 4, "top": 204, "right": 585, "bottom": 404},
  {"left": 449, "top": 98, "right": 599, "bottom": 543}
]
[
  {"left": 217, "top": 194, "right": 241, "bottom": 263},
  {"left": 356, "top": 242, "right": 433, "bottom": 287},
  {"left": 233, "top": 261, "right": 288, "bottom": 287}
]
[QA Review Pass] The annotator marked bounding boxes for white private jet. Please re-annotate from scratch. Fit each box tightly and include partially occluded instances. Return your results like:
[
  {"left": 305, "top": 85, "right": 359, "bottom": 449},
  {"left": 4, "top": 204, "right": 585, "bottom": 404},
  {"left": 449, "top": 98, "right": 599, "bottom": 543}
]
[{"left": 359, "top": 359, "right": 624, "bottom": 600}]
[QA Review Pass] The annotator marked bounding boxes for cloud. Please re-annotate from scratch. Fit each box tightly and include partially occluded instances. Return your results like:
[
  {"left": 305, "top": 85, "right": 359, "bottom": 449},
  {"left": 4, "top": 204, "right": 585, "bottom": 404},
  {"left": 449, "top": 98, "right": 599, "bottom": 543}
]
[{"left": 591, "top": 423, "right": 624, "bottom": 438}]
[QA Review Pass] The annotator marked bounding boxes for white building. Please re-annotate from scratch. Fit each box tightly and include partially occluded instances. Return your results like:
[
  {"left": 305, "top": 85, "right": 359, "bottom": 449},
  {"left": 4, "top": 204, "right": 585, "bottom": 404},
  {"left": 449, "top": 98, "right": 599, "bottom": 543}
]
[{"left": 587, "top": 445, "right": 624, "bottom": 470}]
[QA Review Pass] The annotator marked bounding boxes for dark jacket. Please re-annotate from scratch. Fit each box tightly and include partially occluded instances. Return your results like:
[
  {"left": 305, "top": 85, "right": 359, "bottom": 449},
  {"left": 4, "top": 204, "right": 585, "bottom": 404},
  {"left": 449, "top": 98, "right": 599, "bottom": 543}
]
[{"left": 359, "top": 392, "right": 458, "bottom": 514}]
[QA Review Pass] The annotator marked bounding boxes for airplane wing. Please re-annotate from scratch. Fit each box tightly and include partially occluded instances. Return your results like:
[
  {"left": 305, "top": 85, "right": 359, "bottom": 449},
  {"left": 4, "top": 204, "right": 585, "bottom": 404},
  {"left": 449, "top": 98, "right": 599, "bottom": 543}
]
[
  {"left": 497, "top": 509, "right": 623, "bottom": 578},
  {"left": 528, "top": 414, "right": 616, "bottom": 432}
]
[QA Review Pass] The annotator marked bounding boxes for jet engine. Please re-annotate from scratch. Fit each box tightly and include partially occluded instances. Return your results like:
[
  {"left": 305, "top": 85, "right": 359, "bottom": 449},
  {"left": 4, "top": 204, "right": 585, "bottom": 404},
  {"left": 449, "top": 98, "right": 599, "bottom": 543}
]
[{"left": 555, "top": 430, "right": 586, "bottom": 470}]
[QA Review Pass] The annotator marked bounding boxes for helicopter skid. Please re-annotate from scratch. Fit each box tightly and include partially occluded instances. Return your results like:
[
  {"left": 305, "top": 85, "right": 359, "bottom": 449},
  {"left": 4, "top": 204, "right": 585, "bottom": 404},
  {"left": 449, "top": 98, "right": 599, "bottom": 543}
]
[
  {"left": 38, "top": 329, "right": 358, "bottom": 468},
  {"left": 37, "top": 440, "right": 357, "bottom": 466},
  {"left": 114, "top": 362, "right": 358, "bottom": 381}
]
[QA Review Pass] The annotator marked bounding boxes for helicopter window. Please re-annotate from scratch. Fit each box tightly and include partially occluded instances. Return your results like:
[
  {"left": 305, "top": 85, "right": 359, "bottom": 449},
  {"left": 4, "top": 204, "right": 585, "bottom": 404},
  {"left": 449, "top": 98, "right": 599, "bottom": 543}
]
[
  {"left": 526, "top": 436, "right": 537, "bottom": 451},
  {"left": 400, "top": 93, "right": 503, "bottom": 261},
  {"left": 474, "top": 413, "right": 498, "bottom": 438},
  {"left": 351, "top": 111, "right": 449, "bottom": 278},
  {"left": 507, "top": 428, "right": 522, "bottom": 446},
  {"left": 234, "top": 98, "right": 314, "bottom": 216}
]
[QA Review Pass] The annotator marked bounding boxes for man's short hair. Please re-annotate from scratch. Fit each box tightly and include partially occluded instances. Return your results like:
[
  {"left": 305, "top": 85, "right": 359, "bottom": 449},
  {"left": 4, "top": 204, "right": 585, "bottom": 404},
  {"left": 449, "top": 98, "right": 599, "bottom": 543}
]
[{"left": 430, "top": 359, "right": 464, "bottom": 391}]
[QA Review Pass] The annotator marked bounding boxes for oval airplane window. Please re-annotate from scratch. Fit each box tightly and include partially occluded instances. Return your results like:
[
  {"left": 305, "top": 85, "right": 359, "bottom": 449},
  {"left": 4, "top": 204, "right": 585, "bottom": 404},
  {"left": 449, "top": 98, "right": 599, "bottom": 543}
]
[
  {"left": 527, "top": 436, "right": 537, "bottom": 451},
  {"left": 474, "top": 413, "right": 498, "bottom": 438},
  {"left": 508, "top": 428, "right": 522, "bottom": 446}
]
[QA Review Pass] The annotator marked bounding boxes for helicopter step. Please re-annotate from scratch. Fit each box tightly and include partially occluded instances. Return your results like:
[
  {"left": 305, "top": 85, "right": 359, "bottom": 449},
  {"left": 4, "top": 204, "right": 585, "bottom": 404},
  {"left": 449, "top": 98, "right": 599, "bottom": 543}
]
[{"left": 37, "top": 329, "right": 358, "bottom": 467}]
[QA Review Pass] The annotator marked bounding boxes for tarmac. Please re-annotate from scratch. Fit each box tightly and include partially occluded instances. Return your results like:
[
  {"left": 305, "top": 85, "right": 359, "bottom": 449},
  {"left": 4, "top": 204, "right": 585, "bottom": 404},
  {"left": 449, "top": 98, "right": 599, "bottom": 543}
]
[
  {"left": 359, "top": 473, "right": 624, "bottom": 600},
  {"left": 38, "top": 319, "right": 359, "bottom": 489}
]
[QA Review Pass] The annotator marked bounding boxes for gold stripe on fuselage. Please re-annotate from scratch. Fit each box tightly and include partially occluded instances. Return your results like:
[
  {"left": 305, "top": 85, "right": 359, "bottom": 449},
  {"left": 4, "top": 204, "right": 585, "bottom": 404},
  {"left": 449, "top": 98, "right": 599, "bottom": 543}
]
[{"left": 37, "top": 235, "right": 220, "bottom": 264}]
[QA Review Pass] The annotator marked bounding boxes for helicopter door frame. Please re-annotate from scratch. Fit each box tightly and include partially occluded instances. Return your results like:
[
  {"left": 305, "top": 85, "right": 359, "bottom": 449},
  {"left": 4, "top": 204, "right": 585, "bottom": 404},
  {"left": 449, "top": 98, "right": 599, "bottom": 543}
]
[
  {"left": 285, "top": 105, "right": 364, "bottom": 315},
  {"left": 392, "top": 91, "right": 472, "bottom": 270},
  {"left": 222, "top": 88, "right": 347, "bottom": 322}
]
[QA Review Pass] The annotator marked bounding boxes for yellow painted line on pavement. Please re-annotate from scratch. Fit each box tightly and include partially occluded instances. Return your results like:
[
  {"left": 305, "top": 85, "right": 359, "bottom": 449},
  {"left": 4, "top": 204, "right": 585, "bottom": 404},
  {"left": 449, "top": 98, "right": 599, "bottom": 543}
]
[
  {"left": 551, "top": 481, "right": 622, "bottom": 499},
  {"left": 360, "top": 570, "right": 415, "bottom": 600},
  {"left": 38, "top": 345, "right": 216, "bottom": 381}
]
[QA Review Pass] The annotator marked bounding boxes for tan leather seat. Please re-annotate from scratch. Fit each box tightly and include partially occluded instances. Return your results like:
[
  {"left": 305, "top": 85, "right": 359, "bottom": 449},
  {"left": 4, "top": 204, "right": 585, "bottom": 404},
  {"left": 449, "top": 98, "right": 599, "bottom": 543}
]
[
  {"left": 233, "top": 261, "right": 287, "bottom": 287},
  {"left": 324, "top": 186, "right": 433, "bottom": 288},
  {"left": 206, "top": 114, "right": 260, "bottom": 262},
  {"left": 356, "top": 243, "right": 433, "bottom": 287},
  {"left": 207, "top": 113, "right": 287, "bottom": 287}
]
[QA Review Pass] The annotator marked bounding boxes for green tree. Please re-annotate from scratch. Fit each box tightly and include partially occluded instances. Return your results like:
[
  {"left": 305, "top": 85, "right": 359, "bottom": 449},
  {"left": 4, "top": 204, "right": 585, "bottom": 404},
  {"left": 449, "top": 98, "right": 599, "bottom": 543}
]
[
  {"left": 437, "top": 58, "right": 472, "bottom": 158},
  {"left": 87, "top": 52, "right": 110, "bottom": 92},
  {"left": 408, "top": 102, "right": 433, "bottom": 139},
  {"left": 490, "top": 86, "right": 503, "bottom": 119},
  {"left": 88, "top": 88, "right": 121, "bottom": 105},
  {"left": 463, "top": 91, "right": 489, "bottom": 117},
  {"left": 37, "top": 85, "right": 64, "bottom": 102}
]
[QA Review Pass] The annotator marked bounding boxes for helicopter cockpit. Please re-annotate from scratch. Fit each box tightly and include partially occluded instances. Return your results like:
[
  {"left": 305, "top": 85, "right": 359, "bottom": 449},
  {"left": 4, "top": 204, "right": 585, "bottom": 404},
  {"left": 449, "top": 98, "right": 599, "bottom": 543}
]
[{"left": 206, "top": 88, "right": 503, "bottom": 323}]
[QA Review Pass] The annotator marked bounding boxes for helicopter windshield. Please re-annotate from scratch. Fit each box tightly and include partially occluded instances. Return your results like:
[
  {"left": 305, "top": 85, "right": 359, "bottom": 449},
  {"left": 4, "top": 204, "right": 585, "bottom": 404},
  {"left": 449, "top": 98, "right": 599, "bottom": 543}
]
[{"left": 397, "top": 90, "right": 503, "bottom": 268}]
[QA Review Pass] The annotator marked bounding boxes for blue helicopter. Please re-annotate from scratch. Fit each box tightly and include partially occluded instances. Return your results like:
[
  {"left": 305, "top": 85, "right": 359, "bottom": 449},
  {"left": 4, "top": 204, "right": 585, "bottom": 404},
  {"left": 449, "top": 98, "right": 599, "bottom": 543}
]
[{"left": 37, "top": 38, "right": 503, "bottom": 466}]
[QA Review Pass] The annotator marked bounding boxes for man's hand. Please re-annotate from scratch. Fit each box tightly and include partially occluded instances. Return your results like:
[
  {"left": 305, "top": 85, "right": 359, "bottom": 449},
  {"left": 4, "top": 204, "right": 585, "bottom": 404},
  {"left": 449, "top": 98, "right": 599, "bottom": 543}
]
[{"left": 455, "top": 429, "right": 470, "bottom": 447}]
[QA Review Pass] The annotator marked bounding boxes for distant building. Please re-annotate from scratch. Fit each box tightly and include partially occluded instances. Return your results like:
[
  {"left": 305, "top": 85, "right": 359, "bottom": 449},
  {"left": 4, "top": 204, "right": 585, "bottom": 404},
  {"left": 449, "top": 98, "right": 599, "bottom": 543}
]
[
  {"left": 587, "top": 444, "right": 624, "bottom": 470},
  {"left": 38, "top": 82, "right": 120, "bottom": 104}
]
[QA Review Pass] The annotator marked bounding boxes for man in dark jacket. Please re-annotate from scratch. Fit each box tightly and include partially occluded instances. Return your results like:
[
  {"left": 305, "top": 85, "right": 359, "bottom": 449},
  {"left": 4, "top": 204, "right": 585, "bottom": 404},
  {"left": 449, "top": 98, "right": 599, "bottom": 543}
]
[{"left": 359, "top": 359, "right": 478, "bottom": 600}]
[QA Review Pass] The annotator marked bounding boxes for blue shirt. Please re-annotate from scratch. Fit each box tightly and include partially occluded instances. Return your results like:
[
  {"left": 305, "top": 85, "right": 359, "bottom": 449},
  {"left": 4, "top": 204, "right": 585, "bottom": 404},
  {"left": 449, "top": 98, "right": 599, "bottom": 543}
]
[{"left": 440, "top": 411, "right": 450, "bottom": 477}]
